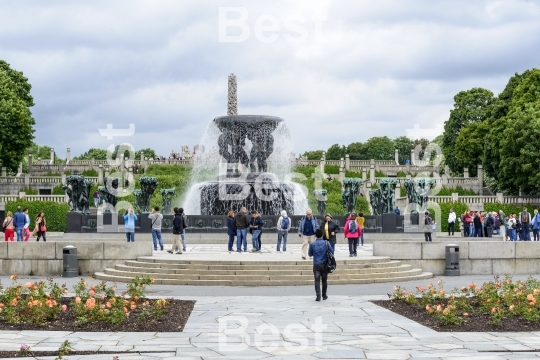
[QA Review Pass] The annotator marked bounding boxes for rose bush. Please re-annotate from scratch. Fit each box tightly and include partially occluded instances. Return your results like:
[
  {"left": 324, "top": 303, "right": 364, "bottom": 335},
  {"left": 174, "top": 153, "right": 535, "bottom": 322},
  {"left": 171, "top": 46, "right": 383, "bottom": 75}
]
[{"left": 390, "top": 276, "right": 540, "bottom": 326}]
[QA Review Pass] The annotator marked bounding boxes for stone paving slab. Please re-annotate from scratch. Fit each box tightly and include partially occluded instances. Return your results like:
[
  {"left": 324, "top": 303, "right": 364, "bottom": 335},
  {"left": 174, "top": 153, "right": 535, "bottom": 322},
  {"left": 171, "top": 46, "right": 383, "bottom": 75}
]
[{"left": 2, "top": 296, "right": 540, "bottom": 359}]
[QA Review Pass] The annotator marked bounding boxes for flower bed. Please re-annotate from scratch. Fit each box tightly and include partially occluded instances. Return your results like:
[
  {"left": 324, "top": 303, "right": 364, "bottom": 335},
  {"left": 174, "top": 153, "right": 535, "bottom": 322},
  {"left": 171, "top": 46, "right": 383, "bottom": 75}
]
[
  {"left": 0, "top": 275, "right": 194, "bottom": 332},
  {"left": 372, "top": 276, "right": 540, "bottom": 332}
]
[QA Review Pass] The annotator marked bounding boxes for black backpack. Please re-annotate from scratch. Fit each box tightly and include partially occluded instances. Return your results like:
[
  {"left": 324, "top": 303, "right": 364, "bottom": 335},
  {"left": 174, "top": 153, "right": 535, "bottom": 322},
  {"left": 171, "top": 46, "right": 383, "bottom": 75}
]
[{"left": 324, "top": 241, "right": 337, "bottom": 273}]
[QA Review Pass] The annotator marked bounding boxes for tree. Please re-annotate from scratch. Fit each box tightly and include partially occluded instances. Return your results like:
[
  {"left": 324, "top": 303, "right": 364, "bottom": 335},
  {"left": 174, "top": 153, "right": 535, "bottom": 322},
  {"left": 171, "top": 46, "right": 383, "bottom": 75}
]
[
  {"left": 393, "top": 136, "right": 413, "bottom": 164},
  {"left": 453, "top": 121, "right": 488, "bottom": 177},
  {"left": 25, "top": 142, "right": 53, "bottom": 160},
  {"left": 302, "top": 150, "right": 323, "bottom": 160},
  {"left": 497, "top": 69, "right": 540, "bottom": 195},
  {"left": 74, "top": 148, "right": 108, "bottom": 160},
  {"left": 326, "top": 144, "right": 346, "bottom": 160},
  {"left": 442, "top": 88, "right": 494, "bottom": 174},
  {"left": 346, "top": 142, "right": 365, "bottom": 160},
  {"left": 0, "top": 61, "right": 35, "bottom": 171},
  {"left": 136, "top": 148, "right": 157, "bottom": 160},
  {"left": 362, "top": 136, "right": 394, "bottom": 160},
  {"left": 483, "top": 71, "right": 529, "bottom": 182}
]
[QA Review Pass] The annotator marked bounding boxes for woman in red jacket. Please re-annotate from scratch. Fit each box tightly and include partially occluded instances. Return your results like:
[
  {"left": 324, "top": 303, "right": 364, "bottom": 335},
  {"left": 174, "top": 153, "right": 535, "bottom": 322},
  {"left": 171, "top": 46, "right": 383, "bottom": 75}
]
[{"left": 343, "top": 213, "right": 361, "bottom": 257}]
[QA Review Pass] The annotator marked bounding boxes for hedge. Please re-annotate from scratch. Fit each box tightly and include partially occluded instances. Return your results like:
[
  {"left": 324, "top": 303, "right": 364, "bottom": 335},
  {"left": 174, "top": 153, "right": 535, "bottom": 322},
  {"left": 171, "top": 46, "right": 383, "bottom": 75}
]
[
  {"left": 5, "top": 201, "right": 70, "bottom": 232},
  {"left": 436, "top": 186, "right": 477, "bottom": 196}
]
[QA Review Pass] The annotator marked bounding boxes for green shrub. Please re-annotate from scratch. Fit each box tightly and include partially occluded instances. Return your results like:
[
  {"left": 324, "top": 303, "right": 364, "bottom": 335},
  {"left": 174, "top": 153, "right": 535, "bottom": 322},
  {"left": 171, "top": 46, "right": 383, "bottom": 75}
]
[
  {"left": 5, "top": 201, "right": 70, "bottom": 232},
  {"left": 345, "top": 170, "right": 362, "bottom": 178},
  {"left": 20, "top": 188, "right": 38, "bottom": 195},
  {"left": 436, "top": 186, "right": 478, "bottom": 196},
  {"left": 52, "top": 185, "right": 65, "bottom": 195},
  {"left": 375, "top": 170, "right": 386, "bottom": 177},
  {"left": 324, "top": 165, "right": 339, "bottom": 174},
  {"left": 82, "top": 170, "right": 98, "bottom": 177}
]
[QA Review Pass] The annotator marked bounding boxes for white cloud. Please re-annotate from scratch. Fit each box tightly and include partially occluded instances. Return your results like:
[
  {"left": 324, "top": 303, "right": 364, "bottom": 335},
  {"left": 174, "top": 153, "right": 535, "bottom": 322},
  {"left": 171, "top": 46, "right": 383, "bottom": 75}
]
[{"left": 0, "top": 0, "right": 539, "bottom": 158}]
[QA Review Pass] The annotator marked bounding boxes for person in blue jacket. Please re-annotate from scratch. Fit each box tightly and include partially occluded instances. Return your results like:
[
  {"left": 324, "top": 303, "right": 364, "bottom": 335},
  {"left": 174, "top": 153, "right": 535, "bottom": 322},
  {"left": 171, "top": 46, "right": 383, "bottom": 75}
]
[
  {"left": 309, "top": 228, "right": 334, "bottom": 301},
  {"left": 123, "top": 207, "right": 138, "bottom": 242},
  {"left": 13, "top": 206, "right": 26, "bottom": 242}
]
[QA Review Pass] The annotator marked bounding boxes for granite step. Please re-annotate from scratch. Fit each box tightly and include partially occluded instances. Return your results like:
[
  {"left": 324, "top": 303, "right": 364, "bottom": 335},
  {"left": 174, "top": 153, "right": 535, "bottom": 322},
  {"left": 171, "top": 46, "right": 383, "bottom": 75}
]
[{"left": 94, "top": 270, "right": 433, "bottom": 286}]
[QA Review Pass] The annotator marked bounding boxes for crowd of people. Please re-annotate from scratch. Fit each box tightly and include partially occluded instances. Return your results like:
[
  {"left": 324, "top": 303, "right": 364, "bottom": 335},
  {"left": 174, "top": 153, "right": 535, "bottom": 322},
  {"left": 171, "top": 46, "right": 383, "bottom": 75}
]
[
  {"left": 2, "top": 206, "right": 47, "bottom": 242},
  {"left": 451, "top": 207, "right": 540, "bottom": 241},
  {"left": 226, "top": 207, "right": 361, "bottom": 301}
]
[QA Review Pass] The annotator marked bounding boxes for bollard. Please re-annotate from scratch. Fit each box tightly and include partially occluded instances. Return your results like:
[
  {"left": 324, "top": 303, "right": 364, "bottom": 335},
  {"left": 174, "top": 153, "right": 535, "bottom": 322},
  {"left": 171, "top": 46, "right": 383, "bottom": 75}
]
[
  {"left": 62, "top": 245, "right": 78, "bottom": 277},
  {"left": 444, "top": 244, "right": 460, "bottom": 276}
]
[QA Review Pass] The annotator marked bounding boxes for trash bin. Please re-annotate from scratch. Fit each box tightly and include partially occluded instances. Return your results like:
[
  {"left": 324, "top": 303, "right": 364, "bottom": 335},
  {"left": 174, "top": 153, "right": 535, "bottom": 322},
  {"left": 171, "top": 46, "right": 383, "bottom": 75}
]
[
  {"left": 62, "top": 245, "right": 78, "bottom": 278},
  {"left": 444, "top": 244, "right": 460, "bottom": 276}
]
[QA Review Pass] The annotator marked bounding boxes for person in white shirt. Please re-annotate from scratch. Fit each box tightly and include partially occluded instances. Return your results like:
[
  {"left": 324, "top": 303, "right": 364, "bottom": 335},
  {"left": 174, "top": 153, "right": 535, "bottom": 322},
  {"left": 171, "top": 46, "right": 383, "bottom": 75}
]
[{"left": 448, "top": 208, "right": 456, "bottom": 236}]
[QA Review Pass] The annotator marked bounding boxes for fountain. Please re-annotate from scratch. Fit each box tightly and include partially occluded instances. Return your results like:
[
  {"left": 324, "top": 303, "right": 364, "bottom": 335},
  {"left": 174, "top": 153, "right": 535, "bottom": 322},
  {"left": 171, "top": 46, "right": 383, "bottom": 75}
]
[{"left": 184, "top": 74, "right": 307, "bottom": 216}]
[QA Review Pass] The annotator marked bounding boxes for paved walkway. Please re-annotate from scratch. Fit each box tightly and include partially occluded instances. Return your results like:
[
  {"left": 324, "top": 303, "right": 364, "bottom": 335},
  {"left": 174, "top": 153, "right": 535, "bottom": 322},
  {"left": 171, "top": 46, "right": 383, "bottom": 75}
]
[
  {"left": 3, "top": 295, "right": 540, "bottom": 359},
  {"left": 3, "top": 244, "right": 540, "bottom": 359}
]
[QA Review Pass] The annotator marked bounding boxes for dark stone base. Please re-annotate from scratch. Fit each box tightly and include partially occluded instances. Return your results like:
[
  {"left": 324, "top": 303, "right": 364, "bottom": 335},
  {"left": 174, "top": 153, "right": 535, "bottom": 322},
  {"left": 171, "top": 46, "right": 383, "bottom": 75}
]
[{"left": 66, "top": 213, "right": 417, "bottom": 233}]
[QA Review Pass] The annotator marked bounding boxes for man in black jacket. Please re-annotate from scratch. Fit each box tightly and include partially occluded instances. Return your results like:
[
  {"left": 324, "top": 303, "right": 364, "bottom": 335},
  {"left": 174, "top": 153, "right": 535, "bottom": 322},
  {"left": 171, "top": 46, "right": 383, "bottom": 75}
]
[
  {"left": 168, "top": 207, "right": 183, "bottom": 254},
  {"left": 235, "top": 207, "right": 250, "bottom": 252}
]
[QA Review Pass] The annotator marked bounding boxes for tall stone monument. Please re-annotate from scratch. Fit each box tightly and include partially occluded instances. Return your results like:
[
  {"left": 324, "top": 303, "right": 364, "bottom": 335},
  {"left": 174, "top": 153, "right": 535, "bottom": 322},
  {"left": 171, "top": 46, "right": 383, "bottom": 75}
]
[{"left": 227, "top": 73, "right": 237, "bottom": 116}]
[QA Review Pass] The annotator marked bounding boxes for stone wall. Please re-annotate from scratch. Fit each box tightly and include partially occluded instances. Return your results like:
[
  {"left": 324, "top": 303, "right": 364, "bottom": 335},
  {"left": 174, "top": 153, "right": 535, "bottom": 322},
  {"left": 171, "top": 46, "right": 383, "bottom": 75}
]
[
  {"left": 373, "top": 241, "right": 540, "bottom": 275},
  {"left": 0, "top": 241, "right": 151, "bottom": 276}
]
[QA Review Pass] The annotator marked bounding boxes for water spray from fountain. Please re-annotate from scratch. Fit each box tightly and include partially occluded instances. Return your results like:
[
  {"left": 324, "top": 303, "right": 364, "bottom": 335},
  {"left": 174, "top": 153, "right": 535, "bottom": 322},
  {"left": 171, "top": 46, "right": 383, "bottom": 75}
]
[{"left": 183, "top": 74, "right": 308, "bottom": 215}]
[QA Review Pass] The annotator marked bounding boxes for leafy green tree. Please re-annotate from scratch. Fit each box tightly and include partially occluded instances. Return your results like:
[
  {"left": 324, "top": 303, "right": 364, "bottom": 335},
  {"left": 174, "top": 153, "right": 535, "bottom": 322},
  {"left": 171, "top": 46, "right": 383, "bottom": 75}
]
[
  {"left": 74, "top": 148, "right": 108, "bottom": 160},
  {"left": 453, "top": 121, "right": 488, "bottom": 177},
  {"left": 498, "top": 69, "right": 540, "bottom": 195},
  {"left": 442, "top": 88, "right": 494, "bottom": 174},
  {"left": 0, "top": 61, "right": 35, "bottom": 171},
  {"left": 0, "top": 60, "right": 34, "bottom": 107},
  {"left": 25, "top": 142, "right": 54, "bottom": 160},
  {"left": 393, "top": 136, "right": 414, "bottom": 164},
  {"left": 362, "top": 136, "right": 394, "bottom": 160},
  {"left": 483, "top": 71, "right": 529, "bottom": 182},
  {"left": 346, "top": 142, "right": 365, "bottom": 160},
  {"left": 136, "top": 148, "right": 157, "bottom": 160},
  {"left": 302, "top": 150, "right": 323, "bottom": 160},
  {"left": 326, "top": 144, "right": 346, "bottom": 160}
]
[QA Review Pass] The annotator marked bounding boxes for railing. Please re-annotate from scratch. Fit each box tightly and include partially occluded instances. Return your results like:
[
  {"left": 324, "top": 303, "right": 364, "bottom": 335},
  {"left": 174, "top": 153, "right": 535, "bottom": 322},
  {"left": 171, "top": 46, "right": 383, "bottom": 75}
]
[
  {"left": 325, "top": 160, "right": 341, "bottom": 166},
  {"left": 0, "top": 195, "right": 19, "bottom": 203},
  {"left": 0, "top": 177, "right": 24, "bottom": 183},
  {"left": 24, "top": 195, "right": 67, "bottom": 203},
  {"left": 430, "top": 196, "right": 453, "bottom": 203},
  {"left": 29, "top": 176, "right": 62, "bottom": 184}
]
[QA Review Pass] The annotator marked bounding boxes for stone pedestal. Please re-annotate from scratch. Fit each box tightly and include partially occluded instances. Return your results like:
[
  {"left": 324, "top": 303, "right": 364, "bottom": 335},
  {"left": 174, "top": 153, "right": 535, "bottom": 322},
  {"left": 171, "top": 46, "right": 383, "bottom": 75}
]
[
  {"left": 345, "top": 154, "right": 350, "bottom": 170},
  {"left": 67, "top": 212, "right": 83, "bottom": 233},
  {"left": 463, "top": 167, "right": 469, "bottom": 178},
  {"left": 394, "top": 149, "right": 399, "bottom": 165},
  {"left": 98, "top": 165, "right": 104, "bottom": 184},
  {"left": 410, "top": 149, "right": 415, "bottom": 166},
  {"left": 1, "top": 167, "right": 6, "bottom": 177},
  {"left": 382, "top": 213, "right": 397, "bottom": 233},
  {"left": 66, "top": 148, "right": 71, "bottom": 163}
]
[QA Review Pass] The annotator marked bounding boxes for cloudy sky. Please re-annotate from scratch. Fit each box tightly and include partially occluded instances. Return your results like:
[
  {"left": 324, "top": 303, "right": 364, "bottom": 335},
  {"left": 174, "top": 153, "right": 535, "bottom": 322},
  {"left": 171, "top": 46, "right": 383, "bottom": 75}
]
[{"left": 1, "top": 0, "right": 539, "bottom": 158}]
